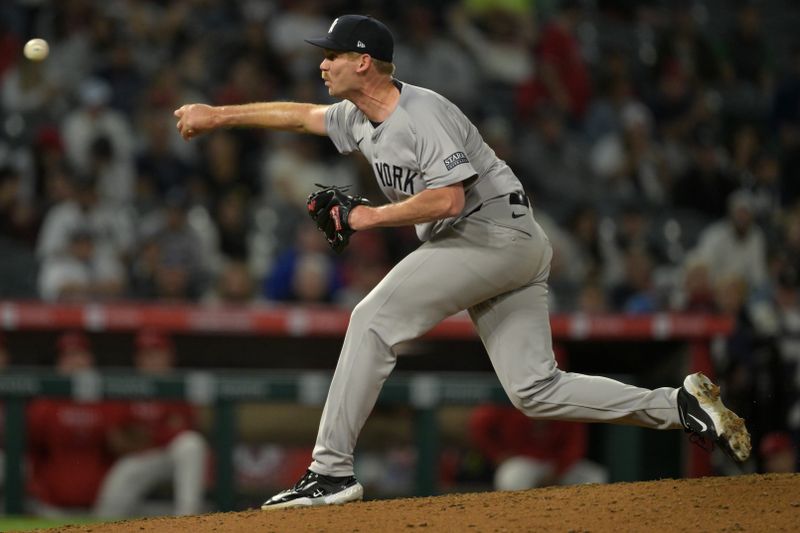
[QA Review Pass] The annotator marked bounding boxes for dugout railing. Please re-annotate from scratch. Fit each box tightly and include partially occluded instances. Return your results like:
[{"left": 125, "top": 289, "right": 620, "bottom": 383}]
[{"left": 0, "top": 302, "right": 733, "bottom": 514}]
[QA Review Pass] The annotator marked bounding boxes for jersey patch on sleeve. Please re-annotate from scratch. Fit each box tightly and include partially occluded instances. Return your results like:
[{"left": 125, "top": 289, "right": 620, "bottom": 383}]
[{"left": 443, "top": 151, "right": 469, "bottom": 171}]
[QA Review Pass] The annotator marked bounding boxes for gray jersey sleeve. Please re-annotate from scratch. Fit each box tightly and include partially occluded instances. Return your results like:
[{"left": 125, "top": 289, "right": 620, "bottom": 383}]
[
  {"left": 325, "top": 100, "right": 359, "bottom": 154},
  {"left": 413, "top": 99, "right": 478, "bottom": 189}
]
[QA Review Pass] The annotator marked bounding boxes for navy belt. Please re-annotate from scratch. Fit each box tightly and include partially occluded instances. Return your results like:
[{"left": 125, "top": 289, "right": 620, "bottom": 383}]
[
  {"left": 508, "top": 191, "right": 530, "bottom": 208},
  {"left": 463, "top": 191, "right": 530, "bottom": 219}
]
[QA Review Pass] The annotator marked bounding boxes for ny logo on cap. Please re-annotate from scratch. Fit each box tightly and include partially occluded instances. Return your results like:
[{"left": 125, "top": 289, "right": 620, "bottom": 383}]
[
  {"left": 328, "top": 18, "right": 339, "bottom": 33},
  {"left": 357, "top": 40, "right": 366, "bottom": 48}
]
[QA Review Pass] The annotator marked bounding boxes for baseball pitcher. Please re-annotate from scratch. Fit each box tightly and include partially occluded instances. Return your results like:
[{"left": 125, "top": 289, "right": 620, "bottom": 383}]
[{"left": 174, "top": 14, "right": 751, "bottom": 510}]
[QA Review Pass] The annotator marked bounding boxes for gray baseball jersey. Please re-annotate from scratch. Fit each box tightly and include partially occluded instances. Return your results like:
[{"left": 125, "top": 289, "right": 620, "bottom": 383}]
[
  {"left": 310, "top": 81, "right": 682, "bottom": 478},
  {"left": 325, "top": 82, "right": 521, "bottom": 241}
]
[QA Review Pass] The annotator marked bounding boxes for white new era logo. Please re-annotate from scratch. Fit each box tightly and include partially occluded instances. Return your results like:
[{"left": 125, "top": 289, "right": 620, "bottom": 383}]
[
  {"left": 357, "top": 40, "right": 366, "bottom": 48},
  {"left": 328, "top": 18, "right": 339, "bottom": 33}
]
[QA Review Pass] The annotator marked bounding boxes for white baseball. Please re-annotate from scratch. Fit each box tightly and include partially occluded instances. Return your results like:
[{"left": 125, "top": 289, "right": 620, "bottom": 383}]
[{"left": 24, "top": 38, "right": 49, "bottom": 61}]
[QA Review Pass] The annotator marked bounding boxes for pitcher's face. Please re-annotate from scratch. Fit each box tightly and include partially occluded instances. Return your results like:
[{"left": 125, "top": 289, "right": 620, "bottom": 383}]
[{"left": 320, "top": 50, "right": 362, "bottom": 97}]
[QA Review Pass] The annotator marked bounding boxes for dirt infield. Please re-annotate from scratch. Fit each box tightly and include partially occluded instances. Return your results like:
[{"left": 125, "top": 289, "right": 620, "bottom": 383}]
[{"left": 44, "top": 473, "right": 799, "bottom": 532}]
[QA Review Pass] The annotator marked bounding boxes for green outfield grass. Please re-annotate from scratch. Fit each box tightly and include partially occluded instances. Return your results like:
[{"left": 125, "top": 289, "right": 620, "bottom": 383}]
[{"left": 0, "top": 516, "right": 105, "bottom": 532}]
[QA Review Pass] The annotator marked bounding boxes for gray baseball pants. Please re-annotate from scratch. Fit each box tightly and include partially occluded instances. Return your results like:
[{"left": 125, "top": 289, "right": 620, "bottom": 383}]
[{"left": 310, "top": 198, "right": 682, "bottom": 477}]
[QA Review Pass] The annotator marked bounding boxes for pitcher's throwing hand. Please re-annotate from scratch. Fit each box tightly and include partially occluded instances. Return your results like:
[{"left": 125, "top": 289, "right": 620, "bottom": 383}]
[{"left": 174, "top": 104, "right": 216, "bottom": 140}]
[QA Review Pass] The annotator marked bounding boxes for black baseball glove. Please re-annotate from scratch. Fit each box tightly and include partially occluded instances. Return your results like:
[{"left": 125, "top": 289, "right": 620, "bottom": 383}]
[{"left": 307, "top": 184, "right": 370, "bottom": 253}]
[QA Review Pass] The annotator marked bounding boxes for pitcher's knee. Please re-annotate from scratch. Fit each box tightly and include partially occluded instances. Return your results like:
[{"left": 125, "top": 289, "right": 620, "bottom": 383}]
[
  {"left": 505, "top": 370, "right": 562, "bottom": 414},
  {"left": 349, "top": 294, "right": 394, "bottom": 346},
  {"left": 350, "top": 292, "right": 387, "bottom": 328}
]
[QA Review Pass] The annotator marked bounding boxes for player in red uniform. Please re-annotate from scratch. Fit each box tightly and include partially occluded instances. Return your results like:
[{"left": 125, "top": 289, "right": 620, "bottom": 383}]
[
  {"left": 26, "top": 331, "right": 127, "bottom": 513},
  {"left": 0, "top": 332, "right": 9, "bottom": 489},
  {"left": 470, "top": 348, "right": 607, "bottom": 490},
  {"left": 94, "top": 329, "right": 207, "bottom": 517},
  {"left": 470, "top": 405, "right": 607, "bottom": 490}
]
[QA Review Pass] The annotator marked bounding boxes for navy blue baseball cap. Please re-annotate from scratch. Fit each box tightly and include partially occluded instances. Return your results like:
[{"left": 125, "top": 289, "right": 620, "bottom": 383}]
[{"left": 305, "top": 15, "right": 394, "bottom": 63}]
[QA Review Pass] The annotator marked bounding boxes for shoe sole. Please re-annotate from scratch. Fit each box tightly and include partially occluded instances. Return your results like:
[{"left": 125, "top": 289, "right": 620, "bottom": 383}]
[
  {"left": 261, "top": 482, "right": 364, "bottom": 510},
  {"left": 683, "top": 372, "right": 752, "bottom": 462}
]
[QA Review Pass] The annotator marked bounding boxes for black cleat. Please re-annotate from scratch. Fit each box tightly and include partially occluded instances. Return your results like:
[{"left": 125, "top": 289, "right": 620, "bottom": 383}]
[
  {"left": 261, "top": 469, "right": 364, "bottom": 510},
  {"left": 677, "top": 372, "right": 751, "bottom": 462}
]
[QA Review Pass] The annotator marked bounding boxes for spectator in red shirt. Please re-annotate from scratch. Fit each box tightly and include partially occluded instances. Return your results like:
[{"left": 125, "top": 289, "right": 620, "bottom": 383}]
[
  {"left": 94, "top": 329, "right": 207, "bottom": 517},
  {"left": 517, "top": 0, "right": 592, "bottom": 121},
  {"left": 26, "top": 331, "right": 127, "bottom": 514}
]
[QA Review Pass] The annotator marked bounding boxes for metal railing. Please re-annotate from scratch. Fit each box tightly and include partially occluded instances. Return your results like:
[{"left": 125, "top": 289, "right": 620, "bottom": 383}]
[{"left": 1, "top": 369, "right": 642, "bottom": 513}]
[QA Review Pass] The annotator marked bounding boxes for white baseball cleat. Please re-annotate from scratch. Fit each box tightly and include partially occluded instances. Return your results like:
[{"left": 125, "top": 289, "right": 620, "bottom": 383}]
[{"left": 677, "top": 372, "right": 751, "bottom": 462}]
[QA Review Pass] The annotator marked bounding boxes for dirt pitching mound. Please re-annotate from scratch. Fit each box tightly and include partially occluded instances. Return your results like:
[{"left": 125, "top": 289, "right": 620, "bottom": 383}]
[{"left": 47, "top": 473, "right": 799, "bottom": 532}]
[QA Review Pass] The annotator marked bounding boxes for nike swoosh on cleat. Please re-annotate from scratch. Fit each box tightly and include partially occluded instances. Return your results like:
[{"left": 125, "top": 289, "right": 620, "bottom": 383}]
[
  {"left": 298, "top": 481, "right": 317, "bottom": 491},
  {"left": 511, "top": 212, "right": 524, "bottom": 218},
  {"left": 688, "top": 413, "right": 708, "bottom": 432}
]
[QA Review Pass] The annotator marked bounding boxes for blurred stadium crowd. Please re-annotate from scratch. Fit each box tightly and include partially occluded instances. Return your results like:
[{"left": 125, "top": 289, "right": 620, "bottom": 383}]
[{"left": 0, "top": 0, "right": 799, "bottom": 473}]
